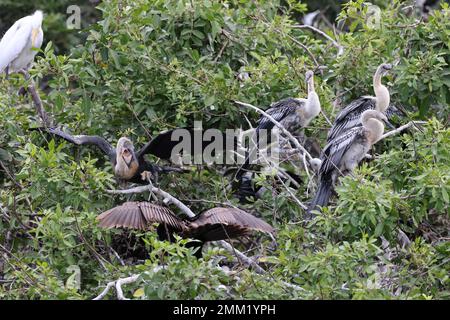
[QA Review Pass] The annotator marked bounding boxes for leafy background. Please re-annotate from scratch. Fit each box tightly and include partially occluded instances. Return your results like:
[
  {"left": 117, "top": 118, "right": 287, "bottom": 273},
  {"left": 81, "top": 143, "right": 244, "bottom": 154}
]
[{"left": 0, "top": 0, "right": 448, "bottom": 299}]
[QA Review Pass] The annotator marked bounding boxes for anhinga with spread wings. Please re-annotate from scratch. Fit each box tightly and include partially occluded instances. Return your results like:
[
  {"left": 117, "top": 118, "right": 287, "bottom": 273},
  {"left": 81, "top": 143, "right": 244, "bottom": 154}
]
[
  {"left": 36, "top": 127, "right": 187, "bottom": 184},
  {"left": 327, "top": 63, "right": 401, "bottom": 142},
  {"left": 308, "top": 110, "right": 388, "bottom": 215},
  {"left": 97, "top": 202, "right": 274, "bottom": 258},
  {"left": 0, "top": 11, "right": 43, "bottom": 76}
]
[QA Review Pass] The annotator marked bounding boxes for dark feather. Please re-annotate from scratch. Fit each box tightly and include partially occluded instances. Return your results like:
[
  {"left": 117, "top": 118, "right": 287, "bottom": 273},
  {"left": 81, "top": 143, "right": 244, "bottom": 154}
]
[
  {"left": 32, "top": 127, "right": 116, "bottom": 164},
  {"left": 97, "top": 202, "right": 186, "bottom": 231}
]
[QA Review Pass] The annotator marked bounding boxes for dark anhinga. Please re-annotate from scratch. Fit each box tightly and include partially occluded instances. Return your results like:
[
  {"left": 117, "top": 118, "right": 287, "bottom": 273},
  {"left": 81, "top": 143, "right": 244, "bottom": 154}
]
[
  {"left": 308, "top": 110, "right": 387, "bottom": 215},
  {"left": 36, "top": 127, "right": 187, "bottom": 184},
  {"left": 97, "top": 202, "right": 274, "bottom": 258},
  {"left": 327, "top": 63, "right": 402, "bottom": 142}
]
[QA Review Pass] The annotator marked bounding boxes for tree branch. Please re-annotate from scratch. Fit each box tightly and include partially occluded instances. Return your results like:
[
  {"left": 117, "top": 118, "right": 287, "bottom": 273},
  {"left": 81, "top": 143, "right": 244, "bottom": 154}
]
[
  {"left": 292, "top": 24, "right": 344, "bottom": 56},
  {"left": 234, "top": 100, "right": 314, "bottom": 177},
  {"left": 379, "top": 121, "right": 427, "bottom": 141}
]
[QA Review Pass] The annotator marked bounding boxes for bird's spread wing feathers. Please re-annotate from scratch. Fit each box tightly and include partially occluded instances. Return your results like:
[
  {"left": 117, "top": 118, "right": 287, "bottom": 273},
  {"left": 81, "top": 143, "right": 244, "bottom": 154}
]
[
  {"left": 185, "top": 207, "right": 274, "bottom": 241},
  {"left": 137, "top": 128, "right": 192, "bottom": 160},
  {"left": 97, "top": 202, "right": 185, "bottom": 231},
  {"left": 0, "top": 17, "right": 33, "bottom": 72},
  {"left": 36, "top": 127, "right": 116, "bottom": 163}
]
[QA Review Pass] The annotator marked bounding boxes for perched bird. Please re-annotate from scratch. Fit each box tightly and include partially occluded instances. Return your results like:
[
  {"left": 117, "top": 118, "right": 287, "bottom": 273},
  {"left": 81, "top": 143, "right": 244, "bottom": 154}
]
[
  {"left": 257, "top": 70, "right": 321, "bottom": 135},
  {"left": 327, "top": 63, "right": 399, "bottom": 142},
  {"left": 308, "top": 110, "right": 388, "bottom": 215},
  {"left": 235, "top": 71, "right": 321, "bottom": 201},
  {"left": 35, "top": 127, "right": 188, "bottom": 184},
  {"left": 0, "top": 11, "right": 44, "bottom": 76},
  {"left": 97, "top": 202, "right": 274, "bottom": 258}
]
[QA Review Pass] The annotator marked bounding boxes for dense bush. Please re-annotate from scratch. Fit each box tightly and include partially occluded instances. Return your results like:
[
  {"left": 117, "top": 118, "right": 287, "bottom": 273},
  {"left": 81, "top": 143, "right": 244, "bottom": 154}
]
[{"left": 0, "top": 0, "right": 449, "bottom": 299}]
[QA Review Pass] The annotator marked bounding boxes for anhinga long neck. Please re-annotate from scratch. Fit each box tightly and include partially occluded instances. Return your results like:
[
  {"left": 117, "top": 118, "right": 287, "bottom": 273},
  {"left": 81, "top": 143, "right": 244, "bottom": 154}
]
[
  {"left": 373, "top": 67, "right": 390, "bottom": 112},
  {"left": 304, "top": 78, "right": 321, "bottom": 121}
]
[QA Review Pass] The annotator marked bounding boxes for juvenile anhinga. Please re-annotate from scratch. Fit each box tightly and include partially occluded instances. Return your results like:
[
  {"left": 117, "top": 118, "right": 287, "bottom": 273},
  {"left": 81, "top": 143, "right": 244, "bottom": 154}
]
[
  {"left": 308, "top": 110, "right": 387, "bottom": 214},
  {"left": 327, "top": 63, "right": 399, "bottom": 142},
  {"left": 37, "top": 127, "right": 186, "bottom": 184},
  {"left": 257, "top": 70, "right": 321, "bottom": 134},
  {"left": 236, "top": 71, "right": 321, "bottom": 201},
  {"left": 0, "top": 11, "right": 43, "bottom": 76},
  {"left": 97, "top": 202, "right": 274, "bottom": 258}
]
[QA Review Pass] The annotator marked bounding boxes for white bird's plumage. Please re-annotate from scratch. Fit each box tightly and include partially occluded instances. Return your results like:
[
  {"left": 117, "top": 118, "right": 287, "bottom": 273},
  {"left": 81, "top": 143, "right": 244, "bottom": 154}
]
[{"left": 0, "top": 10, "right": 44, "bottom": 74}]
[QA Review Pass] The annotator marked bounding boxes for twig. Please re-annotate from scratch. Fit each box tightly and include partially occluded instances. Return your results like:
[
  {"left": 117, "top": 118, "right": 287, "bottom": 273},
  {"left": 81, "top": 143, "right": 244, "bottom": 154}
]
[
  {"left": 292, "top": 24, "right": 344, "bottom": 56},
  {"left": 106, "top": 185, "right": 195, "bottom": 218},
  {"left": 27, "top": 82, "right": 52, "bottom": 127},
  {"left": 379, "top": 121, "right": 426, "bottom": 141},
  {"left": 234, "top": 100, "right": 313, "bottom": 177}
]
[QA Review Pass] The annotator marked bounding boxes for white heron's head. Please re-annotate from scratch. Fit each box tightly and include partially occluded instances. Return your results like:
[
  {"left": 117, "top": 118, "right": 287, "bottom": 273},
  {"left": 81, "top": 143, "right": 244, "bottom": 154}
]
[
  {"left": 29, "top": 11, "right": 44, "bottom": 48},
  {"left": 31, "top": 10, "right": 44, "bottom": 28},
  {"left": 305, "top": 70, "right": 314, "bottom": 83},
  {"left": 309, "top": 158, "right": 322, "bottom": 172}
]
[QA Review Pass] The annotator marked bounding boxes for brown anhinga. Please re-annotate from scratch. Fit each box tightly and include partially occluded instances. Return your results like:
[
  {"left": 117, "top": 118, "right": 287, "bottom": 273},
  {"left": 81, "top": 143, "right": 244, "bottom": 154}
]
[{"left": 97, "top": 201, "right": 274, "bottom": 258}]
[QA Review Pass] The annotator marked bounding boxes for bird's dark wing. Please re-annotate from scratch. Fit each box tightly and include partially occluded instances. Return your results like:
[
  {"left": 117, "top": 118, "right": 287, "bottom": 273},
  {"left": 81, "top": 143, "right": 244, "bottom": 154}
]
[
  {"left": 385, "top": 104, "right": 407, "bottom": 120},
  {"left": 327, "top": 97, "right": 375, "bottom": 141},
  {"left": 97, "top": 201, "right": 186, "bottom": 231},
  {"left": 34, "top": 127, "right": 116, "bottom": 163},
  {"left": 137, "top": 127, "right": 238, "bottom": 162},
  {"left": 184, "top": 207, "right": 274, "bottom": 241},
  {"left": 137, "top": 128, "right": 190, "bottom": 160},
  {"left": 257, "top": 98, "right": 305, "bottom": 131},
  {"left": 320, "top": 127, "right": 363, "bottom": 176}
]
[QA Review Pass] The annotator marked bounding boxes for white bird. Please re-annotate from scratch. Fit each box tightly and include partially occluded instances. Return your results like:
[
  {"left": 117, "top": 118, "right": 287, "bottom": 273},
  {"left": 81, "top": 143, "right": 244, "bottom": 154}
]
[
  {"left": 308, "top": 110, "right": 387, "bottom": 214},
  {"left": 0, "top": 10, "right": 44, "bottom": 76}
]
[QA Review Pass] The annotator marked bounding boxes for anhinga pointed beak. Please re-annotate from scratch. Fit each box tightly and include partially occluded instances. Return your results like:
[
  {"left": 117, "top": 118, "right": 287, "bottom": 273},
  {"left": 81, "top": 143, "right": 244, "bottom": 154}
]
[{"left": 383, "top": 119, "right": 395, "bottom": 129}]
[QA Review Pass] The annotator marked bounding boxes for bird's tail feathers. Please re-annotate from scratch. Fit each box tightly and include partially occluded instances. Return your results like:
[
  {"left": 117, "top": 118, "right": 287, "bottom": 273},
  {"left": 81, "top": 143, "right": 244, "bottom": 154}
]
[{"left": 306, "top": 178, "right": 333, "bottom": 218}]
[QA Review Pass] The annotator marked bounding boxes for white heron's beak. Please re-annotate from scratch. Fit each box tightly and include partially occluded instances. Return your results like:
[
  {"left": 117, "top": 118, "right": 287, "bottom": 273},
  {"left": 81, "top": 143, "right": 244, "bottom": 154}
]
[{"left": 31, "top": 28, "right": 40, "bottom": 48}]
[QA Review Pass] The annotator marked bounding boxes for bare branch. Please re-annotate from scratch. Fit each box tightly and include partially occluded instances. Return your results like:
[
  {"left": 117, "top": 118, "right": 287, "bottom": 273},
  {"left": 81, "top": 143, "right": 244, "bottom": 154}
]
[
  {"left": 106, "top": 185, "right": 195, "bottom": 218},
  {"left": 234, "top": 100, "right": 313, "bottom": 177},
  {"left": 27, "top": 82, "right": 52, "bottom": 127},
  {"left": 292, "top": 24, "right": 344, "bottom": 56},
  {"left": 379, "top": 121, "right": 427, "bottom": 141}
]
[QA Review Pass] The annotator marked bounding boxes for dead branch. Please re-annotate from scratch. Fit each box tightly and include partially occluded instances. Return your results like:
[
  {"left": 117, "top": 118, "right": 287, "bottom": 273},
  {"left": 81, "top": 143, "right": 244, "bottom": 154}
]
[
  {"left": 379, "top": 121, "right": 427, "bottom": 141},
  {"left": 93, "top": 265, "right": 167, "bottom": 300},
  {"left": 107, "top": 185, "right": 195, "bottom": 218},
  {"left": 292, "top": 24, "right": 344, "bottom": 56},
  {"left": 234, "top": 100, "right": 314, "bottom": 177}
]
